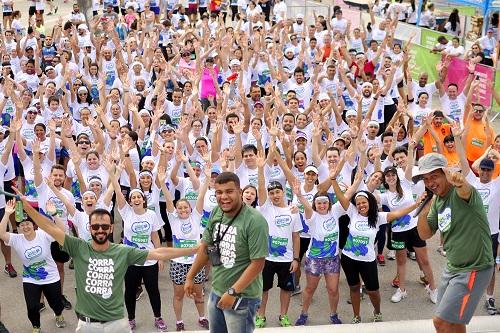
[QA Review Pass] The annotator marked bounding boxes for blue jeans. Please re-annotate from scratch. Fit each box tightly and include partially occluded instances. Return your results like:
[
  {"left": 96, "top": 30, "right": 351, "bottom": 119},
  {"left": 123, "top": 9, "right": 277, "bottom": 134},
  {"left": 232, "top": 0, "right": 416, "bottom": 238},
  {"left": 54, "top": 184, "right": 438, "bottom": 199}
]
[{"left": 207, "top": 291, "right": 260, "bottom": 333}]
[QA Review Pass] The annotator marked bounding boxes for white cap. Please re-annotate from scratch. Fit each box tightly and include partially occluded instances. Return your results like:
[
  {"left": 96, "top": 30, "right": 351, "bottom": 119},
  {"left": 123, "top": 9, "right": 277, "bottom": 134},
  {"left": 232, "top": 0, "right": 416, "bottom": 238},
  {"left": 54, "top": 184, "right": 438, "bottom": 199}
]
[
  {"left": 304, "top": 165, "right": 318, "bottom": 174},
  {"left": 296, "top": 14, "right": 304, "bottom": 19},
  {"left": 230, "top": 59, "right": 241, "bottom": 67},
  {"left": 367, "top": 120, "right": 380, "bottom": 127},
  {"left": 77, "top": 86, "right": 88, "bottom": 94},
  {"left": 285, "top": 47, "right": 294, "bottom": 54},
  {"left": 318, "top": 92, "right": 330, "bottom": 101},
  {"left": 77, "top": 24, "right": 88, "bottom": 30}
]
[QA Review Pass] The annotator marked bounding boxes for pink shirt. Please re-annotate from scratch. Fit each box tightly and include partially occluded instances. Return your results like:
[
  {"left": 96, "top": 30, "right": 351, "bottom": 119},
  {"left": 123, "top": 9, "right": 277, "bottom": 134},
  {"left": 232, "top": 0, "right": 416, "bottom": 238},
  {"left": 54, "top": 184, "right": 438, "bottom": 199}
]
[{"left": 200, "top": 65, "right": 219, "bottom": 99}]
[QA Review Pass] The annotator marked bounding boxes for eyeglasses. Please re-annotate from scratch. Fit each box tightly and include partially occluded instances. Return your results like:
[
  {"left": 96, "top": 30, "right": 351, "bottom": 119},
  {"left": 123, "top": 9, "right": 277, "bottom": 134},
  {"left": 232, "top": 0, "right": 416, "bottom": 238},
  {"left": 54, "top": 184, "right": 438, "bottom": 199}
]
[
  {"left": 27, "top": 110, "right": 37, "bottom": 114},
  {"left": 473, "top": 108, "right": 484, "bottom": 113},
  {"left": 78, "top": 140, "right": 90, "bottom": 145},
  {"left": 90, "top": 224, "right": 111, "bottom": 231},
  {"left": 78, "top": 92, "right": 88, "bottom": 96}
]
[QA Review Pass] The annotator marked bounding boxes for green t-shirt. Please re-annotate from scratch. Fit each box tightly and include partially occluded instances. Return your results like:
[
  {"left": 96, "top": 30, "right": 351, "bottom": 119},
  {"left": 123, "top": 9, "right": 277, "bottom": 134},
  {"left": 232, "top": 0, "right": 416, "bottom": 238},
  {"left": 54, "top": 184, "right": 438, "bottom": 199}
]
[
  {"left": 427, "top": 187, "right": 494, "bottom": 273},
  {"left": 202, "top": 205, "right": 269, "bottom": 299},
  {"left": 62, "top": 235, "right": 148, "bottom": 321}
]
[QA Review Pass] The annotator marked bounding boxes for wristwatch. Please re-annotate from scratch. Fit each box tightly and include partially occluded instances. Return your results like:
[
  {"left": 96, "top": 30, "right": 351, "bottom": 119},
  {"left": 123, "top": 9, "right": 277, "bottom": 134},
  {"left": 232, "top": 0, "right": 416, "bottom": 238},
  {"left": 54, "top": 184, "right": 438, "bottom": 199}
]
[{"left": 227, "top": 288, "right": 240, "bottom": 297}]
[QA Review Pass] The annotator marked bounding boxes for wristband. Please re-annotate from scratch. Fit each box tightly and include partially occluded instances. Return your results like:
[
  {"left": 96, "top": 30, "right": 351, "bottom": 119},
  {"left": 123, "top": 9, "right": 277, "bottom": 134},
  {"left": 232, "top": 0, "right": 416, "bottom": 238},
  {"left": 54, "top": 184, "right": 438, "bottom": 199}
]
[
  {"left": 124, "top": 154, "right": 130, "bottom": 157},
  {"left": 293, "top": 257, "right": 301, "bottom": 263},
  {"left": 50, "top": 212, "right": 57, "bottom": 217},
  {"left": 496, "top": 256, "right": 500, "bottom": 265}
]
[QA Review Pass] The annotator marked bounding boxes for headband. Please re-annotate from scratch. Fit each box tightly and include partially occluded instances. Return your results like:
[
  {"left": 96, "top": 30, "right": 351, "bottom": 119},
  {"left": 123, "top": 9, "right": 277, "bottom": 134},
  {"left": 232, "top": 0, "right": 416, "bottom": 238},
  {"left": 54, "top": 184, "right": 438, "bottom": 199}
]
[
  {"left": 82, "top": 190, "right": 97, "bottom": 198},
  {"left": 139, "top": 170, "right": 153, "bottom": 178},
  {"left": 129, "top": 188, "right": 145, "bottom": 197},
  {"left": 314, "top": 195, "right": 330, "bottom": 202},
  {"left": 354, "top": 192, "right": 369, "bottom": 200}
]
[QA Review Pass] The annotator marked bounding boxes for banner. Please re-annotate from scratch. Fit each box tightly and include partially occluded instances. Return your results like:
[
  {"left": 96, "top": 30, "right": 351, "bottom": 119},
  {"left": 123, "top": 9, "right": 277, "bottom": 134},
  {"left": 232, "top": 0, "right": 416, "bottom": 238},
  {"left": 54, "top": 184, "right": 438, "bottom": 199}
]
[
  {"left": 420, "top": 29, "right": 456, "bottom": 50},
  {"left": 443, "top": 58, "right": 494, "bottom": 107},
  {"left": 408, "top": 44, "right": 441, "bottom": 82},
  {"left": 494, "top": 70, "right": 500, "bottom": 112}
]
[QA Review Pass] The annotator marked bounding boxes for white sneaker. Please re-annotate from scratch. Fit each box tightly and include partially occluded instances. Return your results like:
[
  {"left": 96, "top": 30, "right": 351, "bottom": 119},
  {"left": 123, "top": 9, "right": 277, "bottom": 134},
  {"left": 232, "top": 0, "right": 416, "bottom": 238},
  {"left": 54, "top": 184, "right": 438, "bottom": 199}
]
[
  {"left": 427, "top": 286, "right": 438, "bottom": 304},
  {"left": 408, "top": 251, "right": 416, "bottom": 260},
  {"left": 391, "top": 288, "right": 407, "bottom": 303},
  {"left": 387, "top": 250, "right": 396, "bottom": 260}
]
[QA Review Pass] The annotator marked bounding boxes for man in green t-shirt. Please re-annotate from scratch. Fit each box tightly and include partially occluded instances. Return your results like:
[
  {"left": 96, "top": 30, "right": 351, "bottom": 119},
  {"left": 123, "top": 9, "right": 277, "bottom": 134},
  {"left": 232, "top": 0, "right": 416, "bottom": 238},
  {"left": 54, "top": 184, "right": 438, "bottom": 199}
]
[
  {"left": 18, "top": 194, "right": 197, "bottom": 332},
  {"left": 413, "top": 153, "right": 494, "bottom": 333},
  {"left": 185, "top": 172, "right": 269, "bottom": 333}
]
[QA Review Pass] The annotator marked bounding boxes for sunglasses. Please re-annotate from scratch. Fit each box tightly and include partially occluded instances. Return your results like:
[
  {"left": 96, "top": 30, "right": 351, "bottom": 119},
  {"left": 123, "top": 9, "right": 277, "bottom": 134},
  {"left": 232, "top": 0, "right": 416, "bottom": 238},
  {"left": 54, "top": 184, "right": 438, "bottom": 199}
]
[
  {"left": 27, "top": 110, "right": 37, "bottom": 114},
  {"left": 78, "top": 140, "right": 90, "bottom": 145},
  {"left": 78, "top": 92, "right": 88, "bottom": 95},
  {"left": 473, "top": 108, "right": 484, "bottom": 113},
  {"left": 90, "top": 224, "right": 111, "bottom": 231}
]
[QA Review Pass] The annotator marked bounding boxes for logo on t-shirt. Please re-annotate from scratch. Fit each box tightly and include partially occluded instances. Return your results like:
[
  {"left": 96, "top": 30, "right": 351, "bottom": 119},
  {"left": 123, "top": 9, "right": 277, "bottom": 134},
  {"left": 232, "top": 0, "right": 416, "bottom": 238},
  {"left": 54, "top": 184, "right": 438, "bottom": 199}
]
[
  {"left": 438, "top": 207, "right": 452, "bottom": 233},
  {"left": 323, "top": 217, "right": 337, "bottom": 232},
  {"left": 85, "top": 258, "right": 114, "bottom": 299},
  {"left": 213, "top": 224, "right": 238, "bottom": 268},
  {"left": 25, "top": 246, "right": 42, "bottom": 260},
  {"left": 275, "top": 215, "right": 292, "bottom": 227}
]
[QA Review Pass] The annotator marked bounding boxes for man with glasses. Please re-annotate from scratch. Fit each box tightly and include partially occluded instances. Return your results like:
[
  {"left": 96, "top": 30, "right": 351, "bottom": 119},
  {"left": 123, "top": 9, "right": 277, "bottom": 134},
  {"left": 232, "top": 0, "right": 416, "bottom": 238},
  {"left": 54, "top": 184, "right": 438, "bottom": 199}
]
[
  {"left": 17, "top": 195, "right": 198, "bottom": 332},
  {"left": 463, "top": 103, "right": 495, "bottom": 166}
]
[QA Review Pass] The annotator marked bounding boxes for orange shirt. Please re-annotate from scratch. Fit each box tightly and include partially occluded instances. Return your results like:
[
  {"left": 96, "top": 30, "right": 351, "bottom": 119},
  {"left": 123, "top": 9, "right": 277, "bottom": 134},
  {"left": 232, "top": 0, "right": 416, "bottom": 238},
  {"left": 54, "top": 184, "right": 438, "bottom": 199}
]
[
  {"left": 443, "top": 148, "right": 459, "bottom": 167},
  {"left": 465, "top": 120, "right": 495, "bottom": 162},
  {"left": 494, "top": 162, "right": 500, "bottom": 179},
  {"left": 423, "top": 124, "right": 451, "bottom": 155}
]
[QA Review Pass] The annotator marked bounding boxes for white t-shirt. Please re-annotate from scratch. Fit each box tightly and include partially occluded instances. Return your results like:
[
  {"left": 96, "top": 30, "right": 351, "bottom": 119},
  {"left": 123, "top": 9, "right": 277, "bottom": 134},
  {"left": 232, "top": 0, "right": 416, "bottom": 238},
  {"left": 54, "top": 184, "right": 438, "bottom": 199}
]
[
  {"left": 6, "top": 230, "right": 60, "bottom": 284},
  {"left": 175, "top": 177, "right": 199, "bottom": 208},
  {"left": 258, "top": 200, "right": 302, "bottom": 262},
  {"left": 379, "top": 190, "right": 417, "bottom": 232},
  {"left": 305, "top": 203, "right": 345, "bottom": 259},
  {"left": 70, "top": 210, "right": 92, "bottom": 241},
  {"left": 440, "top": 93, "right": 466, "bottom": 122},
  {"left": 342, "top": 203, "right": 389, "bottom": 262},
  {"left": 201, "top": 188, "right": 217, "bottom": 232},
  {"left": 35, "top": 182, "right": 75, "bottom": 232},
  {"left": 168, "top": 210, "right": 201, "bottom": 264},
  {"left": 235, "top": 164, "right": 259, "bottom": 189},
  {"left": 118, "top": 204, "right": 164, "bottom": 266},
  {"left": 465, "top": 173, "right": 500, "bottom": 235}
]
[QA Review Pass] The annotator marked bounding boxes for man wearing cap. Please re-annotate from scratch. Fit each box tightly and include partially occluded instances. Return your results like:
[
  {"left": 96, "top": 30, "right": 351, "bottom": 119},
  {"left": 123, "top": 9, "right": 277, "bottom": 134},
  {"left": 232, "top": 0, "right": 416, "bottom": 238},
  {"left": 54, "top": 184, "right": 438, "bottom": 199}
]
[
  {"left": 454, "top": 130, "right": 500, "bottom": 315},
  {"left": 256, "top": 161, "right": 301, "bottom": 328},
  {"left": 414, "top": 153, "right": 494, "bottom": 333},
  {"left": 477, "top": 29, "right": 496, "bottom": 66},
  {"left": 293, "top": 14, "right": 305, "bottom": 37}
]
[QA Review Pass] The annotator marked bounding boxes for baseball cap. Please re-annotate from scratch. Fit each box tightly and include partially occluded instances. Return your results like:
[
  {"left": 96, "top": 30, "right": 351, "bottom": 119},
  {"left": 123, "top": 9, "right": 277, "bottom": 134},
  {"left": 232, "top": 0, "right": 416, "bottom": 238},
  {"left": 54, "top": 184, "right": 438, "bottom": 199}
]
[
  {"left": 479, "top": 158, "right": 495, "bottom": 170},
  {"left": 296, "top": 14, "right": 304, "bottom": 19},
  {"left": 368, "top": 120, "right": 380, "bottom": 128},
  {"left": 295, "top": 131, "right": 308, "bottom": 141},
  {"left": 267, "top": 181, "right": 283, "bottom": 192},
  {"left": 254, "top": 101, "right": 264, "bottom": 108},
  {"left": 230, "top": 59, "right": 241, "bottom": 67},
  {"left": 44, "top": 65, "right": 55, "bottom": 73},
  {"left": 211, "top": 166, "right": 221, "bottom": 174},
  {"left": 318, "top": 92, "right": 330, "bottom": 101},
  {"left": 304, "top": 165, "right": 318, "bottom": 174},
  {"left": 412, "top": 153, "right": 448, "bottom": 184},
  {"left": 383, "top": 166, "right": 398, "bottom": 175}
]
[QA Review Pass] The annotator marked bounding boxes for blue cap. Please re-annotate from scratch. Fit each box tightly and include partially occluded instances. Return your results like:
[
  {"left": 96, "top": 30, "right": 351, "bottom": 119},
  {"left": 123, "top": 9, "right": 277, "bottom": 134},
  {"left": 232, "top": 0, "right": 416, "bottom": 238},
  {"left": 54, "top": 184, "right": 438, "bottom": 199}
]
[{"left": 479, "top": 159, "right": 495, "bottom": 170}]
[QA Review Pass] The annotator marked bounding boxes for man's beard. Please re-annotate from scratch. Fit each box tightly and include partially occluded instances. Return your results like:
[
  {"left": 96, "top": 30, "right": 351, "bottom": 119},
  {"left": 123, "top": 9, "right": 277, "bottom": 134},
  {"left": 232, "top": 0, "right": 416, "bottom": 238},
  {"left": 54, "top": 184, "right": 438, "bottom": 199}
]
[{"left": 92, "top": 233, "right": 109, "bottom": 245}]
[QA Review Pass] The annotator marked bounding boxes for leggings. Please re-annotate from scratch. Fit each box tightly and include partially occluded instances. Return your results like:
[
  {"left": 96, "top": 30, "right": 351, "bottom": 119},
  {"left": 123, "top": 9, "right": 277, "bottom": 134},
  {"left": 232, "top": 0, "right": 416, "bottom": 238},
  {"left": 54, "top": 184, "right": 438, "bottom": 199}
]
[
  {"left": 124, "top": 263, "right": 161, "bottom": 320},
  {"left": 23, "top": 281, "right": 64, "bottom": 328},
  {"left": 375, "top": 223, "right": 387, "bottom": 255}
]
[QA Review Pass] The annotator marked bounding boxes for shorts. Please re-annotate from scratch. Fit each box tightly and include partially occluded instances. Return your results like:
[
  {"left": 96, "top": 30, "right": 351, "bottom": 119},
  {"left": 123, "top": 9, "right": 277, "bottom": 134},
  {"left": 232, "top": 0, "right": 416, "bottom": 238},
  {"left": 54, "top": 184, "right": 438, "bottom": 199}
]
[
  {"left": 338, "top": 214, "right": 350, "bottom": 249},
  {"left": 50, "top": 241, "right": 70, "bottom": 263},
  {"left": 3, "top": 179, "right": 15, "bottom": 197},
  {"left": 391, "top": 226, "right": 426, "bottom": 250},
  {"left": 3, "top": 12, "right": 12, "bottom": 17},
  {"left": 304, "top": 256, "right": 340, "bottom": 276},
  {"left": 262, "top": 260, "right": 295, "bottom": 292},
  {"left": 169, "top": 261, "right": 205, "bottom": 285},
  {"left": 299, "top": 237, "right": 310, "bottom": 260},
  {"left": 14, "top": 153, "right": 24, "bottom": 177},
  {"left": 436, "top": 266, "right": 494, "bottom": 324},
  {"left": 341, "top": 254, "right": 379, "bottom": 291},
  {"left": 187, "top": 4, "right": 197, "bottom": 15},
  {"left": 491, "top": 233, "right": 499, "bottom": 258},
  {"left": 29, "top": 6, "right": 36, "bottom": 16},
  {"left": 150, "top": 6, "right": 160, "bottom": 15}
]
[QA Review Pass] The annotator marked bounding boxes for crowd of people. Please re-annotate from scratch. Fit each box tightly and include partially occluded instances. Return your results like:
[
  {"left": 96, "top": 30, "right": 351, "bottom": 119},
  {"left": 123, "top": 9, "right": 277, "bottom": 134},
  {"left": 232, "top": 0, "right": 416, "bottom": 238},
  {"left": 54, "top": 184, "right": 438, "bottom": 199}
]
[{"left": 0, "top": 0, "right": 499, "bottom": 333}]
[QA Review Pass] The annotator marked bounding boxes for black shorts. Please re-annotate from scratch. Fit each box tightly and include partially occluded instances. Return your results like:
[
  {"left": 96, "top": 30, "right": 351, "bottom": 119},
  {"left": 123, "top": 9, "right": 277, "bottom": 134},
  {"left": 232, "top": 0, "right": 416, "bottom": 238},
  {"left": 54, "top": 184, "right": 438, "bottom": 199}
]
[
  {"left": 262, "top": 260, "right": 295, "bottom": 292},
  {"left": 341, "top": 254, "right": 379, "bottom": 291},
  {"left": 29, "top": 6, "right": 36, "bottom": 16},
  {"left": 199, "top": 7, "right": 207, "bottom": 16},
  {"left": 3, "top": 179, "right": 14, "bottom": 196},
  {"left": 3, "top": 12, "right": 12, "bottom": 17},
  {"left": 299, "top": 237, "right": 310, "bottom": 260},
  {"left": 50, "top": 241, "right": 70, "bottom": 263},
  {"left": 391, "top": 226, "right": 426, "bottom": 250},
  {"left": 491, "top": 233, "right": 499, "bottom": 258},
  {"left": 338, "top": 214, "right": 350, "bottom": 249}
]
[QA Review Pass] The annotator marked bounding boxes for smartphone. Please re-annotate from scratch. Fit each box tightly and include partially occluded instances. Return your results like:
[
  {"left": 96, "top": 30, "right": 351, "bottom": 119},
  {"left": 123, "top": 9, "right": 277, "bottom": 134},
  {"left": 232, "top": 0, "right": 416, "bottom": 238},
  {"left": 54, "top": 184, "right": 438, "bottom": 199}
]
[
  {"left": 232, "top": 297, "right": 243, "bottom": 311},
  {"left": 55, "top": 88, "right": 64, "bottom": 98},
  {"left": 475, "top": 75, "right": 479, "bottom": 80}
]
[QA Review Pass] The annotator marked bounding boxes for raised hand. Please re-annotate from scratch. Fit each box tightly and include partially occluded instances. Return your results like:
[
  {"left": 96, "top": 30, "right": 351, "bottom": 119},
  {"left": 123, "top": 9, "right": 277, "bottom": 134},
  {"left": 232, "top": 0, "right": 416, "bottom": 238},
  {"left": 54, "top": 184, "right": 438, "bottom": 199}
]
[
  {"left": 444, "top": 168, "right": 466, "bottom": 187},
  {"left": 157, "top": 166, "right": 167, "bottom": 183},
  {"left": 450, "top": 120, "right": 464, "bottom": 137},
  {"left": 46, "top": 200, "right": 58, "bottom": 217},
  {"left": 256, "top": 150, "right": 266, "bottom": 168},
  {"left": 5, "top": 199, "right": 15, "bottom": 215}
]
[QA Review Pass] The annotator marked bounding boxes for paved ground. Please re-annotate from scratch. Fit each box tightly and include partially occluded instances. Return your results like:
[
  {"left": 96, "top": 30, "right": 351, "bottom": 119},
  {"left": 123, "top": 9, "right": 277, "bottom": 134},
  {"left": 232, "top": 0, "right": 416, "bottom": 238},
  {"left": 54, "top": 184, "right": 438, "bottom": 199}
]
[{"left": 2, "top": 0, "right": 500, "bottom": 332}]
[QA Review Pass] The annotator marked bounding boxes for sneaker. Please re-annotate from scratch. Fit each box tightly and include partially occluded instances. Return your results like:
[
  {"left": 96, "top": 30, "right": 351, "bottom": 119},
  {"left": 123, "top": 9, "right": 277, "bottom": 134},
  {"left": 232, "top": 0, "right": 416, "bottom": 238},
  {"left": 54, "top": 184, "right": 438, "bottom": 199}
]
[
  {"left": 0, "top": 321, "right": 9, "bottom": 333},
  {"left": 68, "top": 259, "right": 74, "bottom": 270},
  {"left": 387, "top": 250, "right": 396, "bottom": 260},
  {"left": 329, "top": 313, "right": 342, "bottom": 324},
  {"left": 486, "top": 298, "right": 497, "bottom": 315},
  {"left": 61, "top": 295, "right": 72, "bottom": 310},
  {"left": 427, "top": 286, "right": 438, "bottom": 304},
  {"left": 198, "top": 318, "right": 209, "bottom": 329},
  {"left": 351, "top": 316, "right": 361, "bottom": 324},
  {"left": 391, "top": 288, "right": 407, "bottom": 303},
  {"left": 32, "top": 328, "right": 41, "bottom": 333},
  {"left": 437, "top": 246, "right": 446, "bottom": 257},
  {"left": 129, "top": 319, "right": 136, "bottom": 331},
  {"left": 295, "top": 313, "right": 308, "bottom": 326},
  {"left": 392, "top": 274, "right": 400, "bottom": 288},
  {"left": 47, "top": 12, "right": 53, "bottom": 15},
  {"left": 408, "top": 251, "right": 416, "bottom": 260},
  {"left": 154, "top": 317, "right": 167, "bottom": 332},
  {"left": 136, "top": 286, "right": 144, "bottom": 301},
  {"left": 377, "top": 254, "right": 386, "bottom": 266},
  {"left": 175, "top": 322, "right": 185, "bottom": 331},
  {"left": 279, "top": 314, "right": 291, "bottom": 327},
  {"left": 39, "top": 302, "right": 46, "bottom": 313},
  {"left": 4, "top": 264, "right": 17, "bottom": 278},
  {"left": 255, "top": 315, "right": 266, "bottom": 328},
  {"left": 373, "top": 312, "right": 383, "bottom": 322},
  {"left": 419, "top": 275, "right": 429, "bottom": 286},
  {"left": 291, "top": 285, "right": 302, "bottom": 296},
  {"left": 55, "top": 315, "right": 66, "bottom": 328}
]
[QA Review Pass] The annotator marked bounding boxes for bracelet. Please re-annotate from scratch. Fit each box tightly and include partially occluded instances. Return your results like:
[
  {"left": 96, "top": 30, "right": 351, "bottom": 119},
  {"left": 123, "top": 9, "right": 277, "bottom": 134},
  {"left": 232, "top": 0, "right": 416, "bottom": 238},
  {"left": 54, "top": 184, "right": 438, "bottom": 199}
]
[
  {"left": 293, "top": 257, "right": 301, "bottom": 263},
  {"left": 124, "top": 154, "right": 130, "bottom": 157}
]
